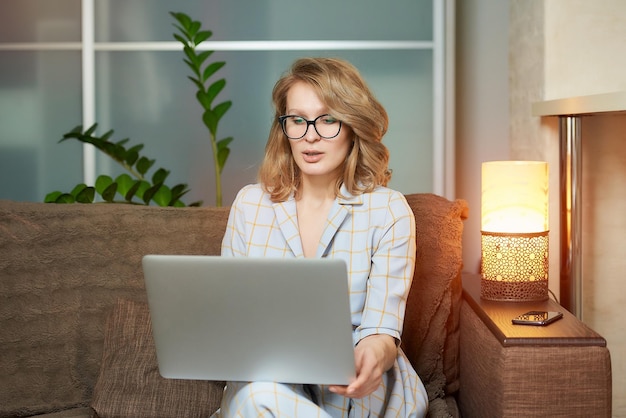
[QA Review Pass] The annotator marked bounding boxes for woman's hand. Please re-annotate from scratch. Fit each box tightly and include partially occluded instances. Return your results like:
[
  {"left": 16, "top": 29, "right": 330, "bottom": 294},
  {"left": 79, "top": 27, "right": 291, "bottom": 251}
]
[{"left": 328, "top": 334, "right": 397, "bottom": 398}]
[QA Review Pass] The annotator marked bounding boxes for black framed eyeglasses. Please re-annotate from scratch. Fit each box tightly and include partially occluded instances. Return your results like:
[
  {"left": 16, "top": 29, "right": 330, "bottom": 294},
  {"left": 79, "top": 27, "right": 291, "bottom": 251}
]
[{"left": 278, "top": 114, "right": 343, "bottom": 140}]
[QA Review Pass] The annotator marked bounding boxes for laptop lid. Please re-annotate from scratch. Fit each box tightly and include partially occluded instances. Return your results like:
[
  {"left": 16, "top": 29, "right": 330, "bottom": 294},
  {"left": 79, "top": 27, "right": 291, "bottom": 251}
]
[{"left": 142, "top": 255, "right": 356, "bottom": 385}]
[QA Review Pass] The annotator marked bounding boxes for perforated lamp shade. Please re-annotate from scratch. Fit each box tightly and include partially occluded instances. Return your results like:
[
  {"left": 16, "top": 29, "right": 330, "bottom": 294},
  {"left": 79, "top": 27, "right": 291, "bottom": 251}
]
[{"left": 481, "top": 161, "right": 549, "bottom": 301}]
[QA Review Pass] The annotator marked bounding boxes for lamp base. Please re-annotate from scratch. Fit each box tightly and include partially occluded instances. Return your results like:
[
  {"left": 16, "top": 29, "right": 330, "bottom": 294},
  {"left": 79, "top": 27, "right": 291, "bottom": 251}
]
[
  {"left": 480, "top": 231, "right": 549, "bottom": 302},
  {"left": 480, "top": 277, "right": 548, "bottom": 302}
]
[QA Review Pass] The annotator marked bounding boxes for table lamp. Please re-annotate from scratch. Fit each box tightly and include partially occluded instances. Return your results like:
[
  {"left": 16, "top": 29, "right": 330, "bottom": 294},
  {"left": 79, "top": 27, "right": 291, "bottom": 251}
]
[{"left": 481, "top": 161, "right": 549, "bottom": 301}]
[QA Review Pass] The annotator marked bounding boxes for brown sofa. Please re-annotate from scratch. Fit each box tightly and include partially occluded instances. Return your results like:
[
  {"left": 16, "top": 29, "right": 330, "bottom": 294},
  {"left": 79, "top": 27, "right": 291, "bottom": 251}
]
[{"left": 0, "top": 194, "right": 611, "bottom": 417}]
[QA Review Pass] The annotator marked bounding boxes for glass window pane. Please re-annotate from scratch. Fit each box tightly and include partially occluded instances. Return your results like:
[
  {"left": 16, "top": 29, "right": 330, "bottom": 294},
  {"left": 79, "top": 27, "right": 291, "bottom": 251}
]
[
  {"left": 96, "top": 0, "right": 433, "bottom": 42},
  {"left": 95, "top": 49, "right": 432, "bottom": 206},
  {"left": 0, "top": 51, "right": 82, "bottom": 202},
  {"left": 0, "top": 0, "right": 81, "bottom": 42}
]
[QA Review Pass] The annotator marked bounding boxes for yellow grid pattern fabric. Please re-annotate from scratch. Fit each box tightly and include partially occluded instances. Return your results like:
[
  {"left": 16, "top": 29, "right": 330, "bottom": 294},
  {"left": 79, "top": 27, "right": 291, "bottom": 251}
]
[{"left": 217, "top": 184, "right": 427, "bottom": 417}]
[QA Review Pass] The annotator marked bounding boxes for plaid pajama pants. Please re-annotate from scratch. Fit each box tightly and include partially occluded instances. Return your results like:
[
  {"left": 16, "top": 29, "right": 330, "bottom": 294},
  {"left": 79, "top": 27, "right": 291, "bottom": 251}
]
[{"left": 212, "top": 350, "right": 427, "bottom": 418}]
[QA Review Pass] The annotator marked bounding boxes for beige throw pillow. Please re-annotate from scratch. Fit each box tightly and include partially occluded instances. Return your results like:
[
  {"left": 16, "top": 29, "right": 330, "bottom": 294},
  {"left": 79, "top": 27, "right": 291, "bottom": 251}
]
[{"left": 91, "top": 298, "right": 224, "bottom": 418}]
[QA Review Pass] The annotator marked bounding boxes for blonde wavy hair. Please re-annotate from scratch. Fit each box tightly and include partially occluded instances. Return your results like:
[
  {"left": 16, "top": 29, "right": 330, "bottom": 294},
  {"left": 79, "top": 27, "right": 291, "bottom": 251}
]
[{"left": 258, "top": 57, "right": 391, "bottom": 202}]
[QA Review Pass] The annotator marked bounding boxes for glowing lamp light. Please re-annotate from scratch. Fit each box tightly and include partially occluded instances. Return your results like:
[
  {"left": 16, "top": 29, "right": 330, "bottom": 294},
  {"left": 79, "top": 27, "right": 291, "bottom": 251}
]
[{"left": 481, "top": 161, "right": 549, "bottom": 301}]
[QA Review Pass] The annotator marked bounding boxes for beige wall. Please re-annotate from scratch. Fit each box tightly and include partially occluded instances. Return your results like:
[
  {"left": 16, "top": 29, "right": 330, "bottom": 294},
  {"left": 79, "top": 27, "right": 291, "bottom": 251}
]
[
  {"left": 508, "top": 0, "right": 562, "bottom": 299},
  {"left": 508, "top": 0, "right": 626, "bottom": 415},
  {"left": 456, "top": 0, "right": 510, "bottom": 275},
  {"left": 544, "top": 0, "right": 626, "bottom": 98},
  {"left": 458, "top": 1, "right": 625, "bottom": 414}
]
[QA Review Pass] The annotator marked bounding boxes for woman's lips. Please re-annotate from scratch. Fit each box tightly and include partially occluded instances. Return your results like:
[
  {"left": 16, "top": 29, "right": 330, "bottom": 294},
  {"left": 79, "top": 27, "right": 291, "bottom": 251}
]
[{"left": 302, "top": 150, "right": 323, "bottom": 163}]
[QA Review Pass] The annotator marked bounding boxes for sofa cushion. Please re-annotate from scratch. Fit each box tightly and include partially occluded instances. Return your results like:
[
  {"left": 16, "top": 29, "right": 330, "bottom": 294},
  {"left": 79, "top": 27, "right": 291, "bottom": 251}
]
[
  {"left": 90, "top": 298, "right": 224, "bottom": 418},
  {"left": 401, "top": 194, "right": 468, "bottom": 417},
  {"left": 30, "top": 407, "right": 94, "bottom": 417},
  {"left": 0, "top": 201, "right": 230, "bottom": 416}
]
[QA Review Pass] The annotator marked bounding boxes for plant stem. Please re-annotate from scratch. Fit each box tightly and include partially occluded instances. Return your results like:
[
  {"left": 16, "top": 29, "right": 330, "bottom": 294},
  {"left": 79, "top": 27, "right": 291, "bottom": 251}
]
[
  {"left": 211, "top": 133, "right": 222, "bottom": 207},
  {"left": 119, "top": 161, "right": 144, "bottom": 181}
]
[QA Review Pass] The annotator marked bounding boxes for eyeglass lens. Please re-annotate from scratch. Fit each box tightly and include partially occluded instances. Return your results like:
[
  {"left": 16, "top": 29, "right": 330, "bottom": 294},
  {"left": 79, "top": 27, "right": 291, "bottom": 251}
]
[{"left": 280, "top": 115, "right": 341, "bottom": 139}]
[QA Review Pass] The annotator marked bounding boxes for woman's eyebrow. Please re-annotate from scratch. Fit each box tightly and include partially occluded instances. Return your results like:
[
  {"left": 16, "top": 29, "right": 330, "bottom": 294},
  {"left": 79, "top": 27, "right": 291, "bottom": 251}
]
[{"left": 286, "top": 110, "right": 329, "bottom": 116}]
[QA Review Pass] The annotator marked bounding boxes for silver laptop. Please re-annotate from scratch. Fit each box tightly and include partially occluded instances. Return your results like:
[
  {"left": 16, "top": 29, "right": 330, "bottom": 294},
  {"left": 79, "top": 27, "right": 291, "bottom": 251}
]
[{"left": 142, "top": 255, "right": 356, "bottom": 385}]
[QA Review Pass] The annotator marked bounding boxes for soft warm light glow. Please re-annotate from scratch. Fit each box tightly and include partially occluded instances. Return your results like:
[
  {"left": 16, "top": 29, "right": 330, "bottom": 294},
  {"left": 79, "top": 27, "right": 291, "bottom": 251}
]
[
  {"left": 480, "top": 161, "right": 550, "bottom": 301},
  {"left": 481, "top": 161, "right": 549, "bottom": 233}
]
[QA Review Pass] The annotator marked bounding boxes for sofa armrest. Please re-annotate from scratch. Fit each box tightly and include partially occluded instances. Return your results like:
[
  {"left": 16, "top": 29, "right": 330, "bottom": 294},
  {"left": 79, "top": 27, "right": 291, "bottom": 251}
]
[{"left": 457, "top": 274, "right": 612, "bottom": 418}]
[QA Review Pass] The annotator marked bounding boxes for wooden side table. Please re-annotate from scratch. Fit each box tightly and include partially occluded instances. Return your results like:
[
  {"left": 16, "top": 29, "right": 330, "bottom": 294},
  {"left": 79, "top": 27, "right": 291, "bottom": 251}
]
[{"left": 458, "top": 273, "right": 611, "bottom": 418}]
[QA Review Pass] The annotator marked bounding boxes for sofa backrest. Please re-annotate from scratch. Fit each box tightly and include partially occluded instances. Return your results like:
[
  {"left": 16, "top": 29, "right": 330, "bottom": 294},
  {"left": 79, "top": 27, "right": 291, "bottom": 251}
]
[
  {"left": 0, "top": 194, "right": 467, "bottom": 416},
  {"left": 402, "top": 193, "right": 468, "bottom": 413},
  {"left": 0, "top": 201, "right": 230, "bottom": 416}
]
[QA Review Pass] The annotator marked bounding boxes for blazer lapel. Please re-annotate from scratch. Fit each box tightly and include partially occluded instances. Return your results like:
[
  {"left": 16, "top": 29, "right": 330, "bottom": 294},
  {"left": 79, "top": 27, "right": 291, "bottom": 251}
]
[
  {"left": 273, "top": 186, "right": 363, "bottom": 258},
  {"left": 317, "top": 186, "right": 363, "bottom": 258},
  {"left": 272, "top": 198, "right": 304, "bottom": 257}
]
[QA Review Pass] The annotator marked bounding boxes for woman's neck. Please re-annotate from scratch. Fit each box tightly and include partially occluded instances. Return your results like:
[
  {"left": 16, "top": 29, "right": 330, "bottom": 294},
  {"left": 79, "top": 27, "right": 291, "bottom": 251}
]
[{"left": 298, "top": 175, "right": 338, "bottom": 203}]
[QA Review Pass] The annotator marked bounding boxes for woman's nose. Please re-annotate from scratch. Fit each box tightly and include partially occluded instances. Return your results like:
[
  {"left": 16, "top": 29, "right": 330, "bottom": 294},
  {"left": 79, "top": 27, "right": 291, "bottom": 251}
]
[{"left": 303, "top": 123, "right": 320, "bottom": 142}]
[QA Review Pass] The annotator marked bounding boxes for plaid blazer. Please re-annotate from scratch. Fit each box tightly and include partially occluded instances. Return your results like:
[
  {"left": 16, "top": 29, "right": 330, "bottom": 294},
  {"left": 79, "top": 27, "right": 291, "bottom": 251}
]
[{"left": 221, "top": 183, "right": 416, "bottom": 345}]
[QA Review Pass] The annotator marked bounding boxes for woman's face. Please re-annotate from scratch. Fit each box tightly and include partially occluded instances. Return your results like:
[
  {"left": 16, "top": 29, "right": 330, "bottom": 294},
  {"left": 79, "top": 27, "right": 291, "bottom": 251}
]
[{"left": 284, "top": 81, "right": 352, "bottom": 185}]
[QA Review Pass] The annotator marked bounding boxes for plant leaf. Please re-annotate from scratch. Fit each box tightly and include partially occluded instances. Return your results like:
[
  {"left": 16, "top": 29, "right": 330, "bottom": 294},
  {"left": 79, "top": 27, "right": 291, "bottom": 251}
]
[
  {"left": 45, "top": 191, "right": 63, "bottom": 203},
  {"left": 202, "top": 61, "right": 225, "bottom": 83},
  {"left": 101, "top": 129, "right": 115, "bottom": 142},
  {"left": 202, "top": 110, "right": 218, "bottom": 136},
  {"left": 207, "top": 78, "right": 226, "bottom": 103},
  {"left": 102, "top": 183, "right": 118, "bottom": 202},
  {"left": 152, "top": 185, "right": 172, "bottom": 207},
  {"left": 184, "top": 47, "right": 200, "bottom": 70},
  {"left": 217, "top": 147, "right": 230, "bottom": 173},
  {"left": 185, "top": 63, "right": 202, "bottom": 79},
  {"left": 152, "top": 168, "right": 170, "bottom": 185},
  {"left": 84, "top": 124, "right": 98, "bottom": 136},
  {"left": 125, "top": 150, "right": 139, "bottom": 166},
  {"left": 170, "top": 184, "right": 190, "bottom": 203},
  {"left": 196, "top": 90, "right": 213, "bottom": 110},
  {"left": 213, "top": 101, "right": 232, "bottom": 121},
  {"left": 143, "top": 183, "right": 162, "bottom": 204},
  {"left": 60, "top": 132, "right": 95, "bottom": 147},
  {"left": 196, "top": 50, "right": 213, "bottom": 68},
  {"left": 217, "top": 136, "right": 233, "bottom": 150},
  {"left": 55, "top": 193, "right": 75, "bottom": 204},
  {"left": 125, "top": 144, "right": 144, "bottom": 166},
  {"left": 194, "top": 30, "right": 213, "bottom": 45},
  {"left": 95, "top": 175, "right": 113, "bottom": 195},
  {"left": 187, "top": 76, "right": 204, "bottom": 92},
  {"left": 189, "top": 21, "right": 201, "bottom": 39},
  {"left": 69, "top": 125, "right": 83, "bottom": 134},
  {"left": 112, "top": 143, "right": 127, "bottom": 162},
  {"left": 75, "top": 186, "right": 95, "bottom": 203},
  {"left": 170, "top": 183, "right": 188, "bottom": 196},
  {"left": 125, "top": 180, "right": 143, "bottom": 202},
  {"left": 173, "top": 33, "right": 187, "bottom": 45},
  {"left": 170, "top": 12, "right": 192, "bottom": 30},
  {"left": 134, "top": 180, "right": 151, "bottom": 200},
  {"left": 127, "top": 143, "right": 145, "bottom": 154},
  {"left": 172, "top": 23, "right": 187, "bottom": 37},
  {"left": 100, "top": 141, "right": 118, "bottom": 159},
  {"left": 115, "top": 173, "right": 134, "bottom": 197},
  {"left": 70, "top": 183, "right": 88, "bottom": 197},
  {"left": 136, "top": 156, "right": 155, "bottom": 175},
  {"left": 216, "top": 137, "right": 233, "bottom": 175}
]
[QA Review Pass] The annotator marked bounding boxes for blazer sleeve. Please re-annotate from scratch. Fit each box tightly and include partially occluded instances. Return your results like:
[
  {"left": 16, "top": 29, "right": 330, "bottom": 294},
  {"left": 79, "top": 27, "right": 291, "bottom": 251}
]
[
  {"left": 221, "top": 186, "right": 253, "bottom": 257},
  {"left": 357, "top": 191, "right": 416, "bottom": 343}
]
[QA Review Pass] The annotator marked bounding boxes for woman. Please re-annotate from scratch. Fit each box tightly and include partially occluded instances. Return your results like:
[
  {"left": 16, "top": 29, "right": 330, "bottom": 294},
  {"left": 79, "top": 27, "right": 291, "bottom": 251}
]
[{"left": 216, "top": 57, "right": 428, "bottom": 417}]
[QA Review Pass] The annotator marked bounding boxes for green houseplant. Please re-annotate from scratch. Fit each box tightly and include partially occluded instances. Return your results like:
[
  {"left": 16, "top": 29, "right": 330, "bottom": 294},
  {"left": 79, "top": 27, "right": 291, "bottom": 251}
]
[
  {"left": 171, "top": 11, "right": 233, "bottom": 207},
  {"left": 45, "top": 124, "right": 200, "bottom": 207},
  {"left": 45, "top": 11, "right": 233, "bottom": 207}
]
